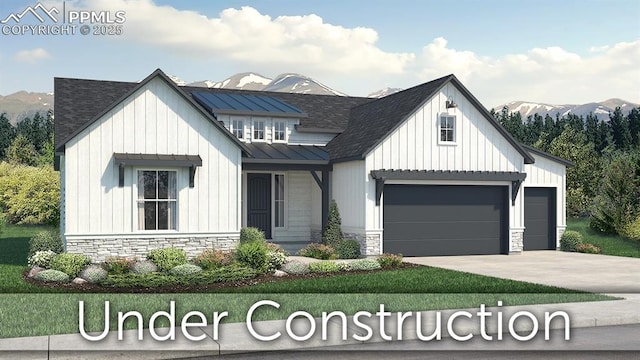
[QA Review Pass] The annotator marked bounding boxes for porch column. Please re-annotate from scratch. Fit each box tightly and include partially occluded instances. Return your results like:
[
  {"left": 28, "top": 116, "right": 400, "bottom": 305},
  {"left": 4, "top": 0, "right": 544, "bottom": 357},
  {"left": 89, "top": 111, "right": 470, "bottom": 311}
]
[{"left": 321, "top": 169, "right": 329, "bottom": 232}]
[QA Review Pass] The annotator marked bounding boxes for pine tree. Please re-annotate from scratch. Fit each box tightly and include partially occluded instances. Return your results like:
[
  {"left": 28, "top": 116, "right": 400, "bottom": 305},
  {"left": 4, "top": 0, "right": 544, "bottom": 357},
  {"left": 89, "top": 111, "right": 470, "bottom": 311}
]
[
  {"left": 0, "top": 113, "right": 16, "bottom": 159},
  {"left": 628, "top": 107, "right": 640, "bottom": 149},
  {"left": 322, "top": 200, "right": 344, "bottom": 247},
  {"left": 609, "top": 107, "right": 632, "bottom": 150},
  {"left": 7, "top": 134, "right": 38, "bottom": 166}
]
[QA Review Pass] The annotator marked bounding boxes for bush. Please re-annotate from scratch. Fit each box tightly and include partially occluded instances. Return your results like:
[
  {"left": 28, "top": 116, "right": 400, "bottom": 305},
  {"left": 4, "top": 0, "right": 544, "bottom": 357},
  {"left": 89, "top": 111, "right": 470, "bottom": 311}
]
[
  {"left": 235, "top": 240, "right": 269, "bottom": 273},
  {"left": 169, "top": 264, "right": 203, "bottom": 276},
  {"left": 377, "top": 253, "right": 403, "bottom": 269},
  {"left": 576, "top": 243, "right": 602, "bottom": 254},
  {"left": 80, "top": 265, "right": 108, "bottom": 284},
  {"left": 194, "top": 249, "right": 234, "bottom": 270},
  {"left": 103, "top": 256, "right": 134, "bottom": 274},
  {"left": 280, "top": 261, "right": 309, "bottom": 275},
  {"left": 240, "top": 227, "right": 265, "bottom": 244},
  {"left": 337, "top": 262, "right": 351, "bottom": 271},
  {"left": 308, "top": 261, "right": 340, "bottom": 273},
  {"left": 130, "top": 260, "right": 158, "bottom": 275},
  {"left": 560, "top": 230, "right": 583, "bottom": 252},
  {"left": 266, "top": 242, "right": 288, "bottom": 271},
  {"left": 297, "top": 243, "right": 337, "bottom": 260},
  {"left": 621, "top": 216, "right": 640, "bottom": 241},
  {"left": 28, "top": 250, "right": 57, "bottom": 268},
  {"left": 0, "top": 163, "right": 60, "bottom": 225},
  {"left": 102, "top": 265, "right": 257, "bottom": 288},
  {"left": 49, "top": 253, "right": 91, "bottom": 278},
  {"left": 322, "top": 200, "right": 343, "bottom": 247},
  {"left": 34, "top": 269, "right": 69, "bottom": 283},
  {"left": 146, "top": 248, "right": 188, "bottom": 272},
  {"left": 336, "top": 239, "right": 361, "bottom": 259},
  {"left": 28, "top": 230, "right": 63, "bottom": 258},
  {"left": 349, "top": 259, "right": 382, "bottom": 271}
]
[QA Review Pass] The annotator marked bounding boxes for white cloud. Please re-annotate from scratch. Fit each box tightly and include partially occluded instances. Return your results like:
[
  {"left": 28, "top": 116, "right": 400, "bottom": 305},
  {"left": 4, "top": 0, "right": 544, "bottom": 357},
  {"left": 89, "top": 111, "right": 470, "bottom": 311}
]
[
  {"left": 69, "top": 0, "right": 414, "bottom": 75},
  {"left": 13, "top": 48, "right": 51, "bottom": 64},
  {"left": 415, "top": 38, "right": 640, "bottom": 105}
]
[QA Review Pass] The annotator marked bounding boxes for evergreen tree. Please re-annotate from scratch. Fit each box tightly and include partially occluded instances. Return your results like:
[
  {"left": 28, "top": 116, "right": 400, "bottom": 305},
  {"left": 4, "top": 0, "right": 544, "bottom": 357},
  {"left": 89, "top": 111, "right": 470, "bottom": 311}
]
[
  {"left": 0, "top": 113, "right": 16, "bottom": 159},
  {"left": 7, "top": 134, "right": 38, "bottom": 166},
  {"left": 322, "top": 200, "right": 344, "bottom": 247},
  {"left": 628, "top": 107, "right": 640, "bottom": 148},
  {"left": 609, "top": 107, "right": 632, "bottom": 150},
  {"left": 584, "top": 113, "right": 600, "bottom": 148}
]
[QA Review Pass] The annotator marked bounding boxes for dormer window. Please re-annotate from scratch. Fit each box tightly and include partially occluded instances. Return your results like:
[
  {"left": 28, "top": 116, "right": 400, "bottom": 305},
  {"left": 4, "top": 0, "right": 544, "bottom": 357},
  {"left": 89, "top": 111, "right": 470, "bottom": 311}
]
[
  {"left": 231, "top": 119, "right": 244, "bottom": 139},
  {"left": 439, "top": 114, "right": 456, "bottom": 144},
  {"left": 253, "top": 120, "right": 265, "bottom": 141},
  {"left": 274, "top": 120, "right": 286, "bottom": 142}
]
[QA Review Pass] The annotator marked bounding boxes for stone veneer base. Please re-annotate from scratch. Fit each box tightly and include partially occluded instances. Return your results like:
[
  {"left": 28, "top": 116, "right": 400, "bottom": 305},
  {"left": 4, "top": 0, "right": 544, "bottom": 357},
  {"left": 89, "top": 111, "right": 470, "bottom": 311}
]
[
  {"left": 65, "top": 236, "right": 239, "bottom": 262},
  {"left": 343, "top": 232, "right": 381, "bottom": 256}
]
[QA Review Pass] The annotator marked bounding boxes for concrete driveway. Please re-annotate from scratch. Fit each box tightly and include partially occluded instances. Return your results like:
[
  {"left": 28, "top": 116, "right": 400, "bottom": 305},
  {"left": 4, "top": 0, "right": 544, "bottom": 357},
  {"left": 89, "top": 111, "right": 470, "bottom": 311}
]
[{"left": 405, "top": 251, "right": 640, "bottom": 293}]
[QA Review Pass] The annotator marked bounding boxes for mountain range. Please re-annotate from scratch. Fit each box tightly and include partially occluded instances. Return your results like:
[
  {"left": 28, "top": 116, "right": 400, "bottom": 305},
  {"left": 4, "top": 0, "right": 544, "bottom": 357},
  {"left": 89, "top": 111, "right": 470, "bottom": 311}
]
[{"left": 1, "top": 72, "right": 637, "bottom": 124}]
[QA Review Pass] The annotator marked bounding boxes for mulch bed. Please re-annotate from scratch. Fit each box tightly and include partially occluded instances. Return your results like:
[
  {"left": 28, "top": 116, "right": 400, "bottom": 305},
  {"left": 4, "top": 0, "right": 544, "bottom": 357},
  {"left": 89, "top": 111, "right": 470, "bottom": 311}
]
[{"left": 23, "top": 262, "right": 422, "bottom": 294}]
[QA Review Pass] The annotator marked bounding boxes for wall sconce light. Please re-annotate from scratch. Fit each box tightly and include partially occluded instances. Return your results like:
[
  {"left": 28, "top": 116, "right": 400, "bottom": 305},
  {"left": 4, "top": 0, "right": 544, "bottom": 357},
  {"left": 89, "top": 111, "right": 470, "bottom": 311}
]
[{"left": 446, "top": 98, "right": 457, "bottom": 109}]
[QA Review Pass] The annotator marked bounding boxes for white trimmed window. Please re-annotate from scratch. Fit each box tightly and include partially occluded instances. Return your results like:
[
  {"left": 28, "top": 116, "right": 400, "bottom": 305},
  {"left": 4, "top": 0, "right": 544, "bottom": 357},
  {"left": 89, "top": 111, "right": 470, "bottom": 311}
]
[
  {"left": 274, "top": 121, "right": 286, "bottom": 142},
  {"left": 231, "top": 119, "right": 244, "bottom": 139},
  {"left": 137, "top": 170, "right": 177, "bottom": 230},
  {"left": 274, "top": 174, "right": 285, "bottom": 228},
  {"left": 253, "top": 120, "right": 265, "bottom": 140},
  {"left": 439, "top": 115, "right": 456, "bottom": 143}
]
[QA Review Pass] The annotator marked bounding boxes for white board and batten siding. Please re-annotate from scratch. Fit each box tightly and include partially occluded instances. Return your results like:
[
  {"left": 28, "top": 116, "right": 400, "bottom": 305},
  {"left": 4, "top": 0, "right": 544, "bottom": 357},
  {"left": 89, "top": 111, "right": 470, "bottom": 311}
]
[
  {"left": 63, "top": 77, "right": 242, "bottom": 238},
  {"left": 524, "top": 153, "right": 568, "bottom": 238},
  {"left": 362, "top": 83, "right": 527, "bottom": 230}
]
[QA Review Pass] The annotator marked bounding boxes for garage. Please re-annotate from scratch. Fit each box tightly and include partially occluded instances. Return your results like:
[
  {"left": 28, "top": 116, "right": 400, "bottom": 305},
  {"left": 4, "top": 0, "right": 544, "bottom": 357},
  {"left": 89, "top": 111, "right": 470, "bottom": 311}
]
[
  {"left": 383, "top": 185, "right": 508, "bottom": 256},
  {"left": 524, "top": 187, "right": 556, "bottom": 250}
]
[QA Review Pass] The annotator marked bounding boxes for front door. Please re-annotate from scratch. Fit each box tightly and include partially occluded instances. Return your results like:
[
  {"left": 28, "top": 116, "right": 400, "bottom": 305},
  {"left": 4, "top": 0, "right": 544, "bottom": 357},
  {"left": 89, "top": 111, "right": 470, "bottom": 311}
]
[{"left": 247, "top": 173, "right": 272, "bottom": 239}]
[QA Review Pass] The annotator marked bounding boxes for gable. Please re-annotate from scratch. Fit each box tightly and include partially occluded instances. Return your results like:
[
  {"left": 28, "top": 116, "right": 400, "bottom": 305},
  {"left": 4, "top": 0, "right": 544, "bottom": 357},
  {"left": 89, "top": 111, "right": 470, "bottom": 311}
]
[{"left": 366, "top": 82, "right": 528, "bottom": 172}]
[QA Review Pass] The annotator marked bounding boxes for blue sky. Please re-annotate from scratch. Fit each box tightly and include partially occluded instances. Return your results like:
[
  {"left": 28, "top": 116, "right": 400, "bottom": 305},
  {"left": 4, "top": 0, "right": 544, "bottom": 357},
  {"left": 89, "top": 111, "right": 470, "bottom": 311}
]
[{"left": 0, "top": 0, "right": 638, "bottom": 106}]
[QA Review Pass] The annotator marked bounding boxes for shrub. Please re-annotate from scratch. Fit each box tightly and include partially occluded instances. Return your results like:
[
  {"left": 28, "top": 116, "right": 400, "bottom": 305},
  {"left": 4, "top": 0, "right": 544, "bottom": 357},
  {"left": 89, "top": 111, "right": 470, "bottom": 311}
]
[
  {"left": 240, "top": 227, "right": 265, "bottom": 244},
  {"left": 34, "top": 269, "right": 69, "bottom": 283},
  {"left": 297, "top": 243, "right": 337, "bottom": 260},
  {"left": 146, "top": 248, "right": 188, "bottom": 272},
  {"left": 337, "top": 262, "right": 351, "bottom": 271},
  {"left": 235, "top": 240, "right": 269, "bottom": 273},
  {"left": 27, "top": 250, "right": 57, "bottom": 268},
  {"left": 103, "top": 256, "right": 134, "bottom": 274},
  {"left": 49, "top": 253, "right": 91, "bottom": 277},
  {"left": 576, "top": 243, "right": 602, "bottom": 254},
  {"left": 102, "top": 265, "right": 257, "bottom": 288},
  {"left": 280, "top": 261, "right": 309, "bottom": 275},
  {"left": 0, "top": 163, "right": 60, "bottom": 225},
  {"left": 349, "top": 259, "right": 382, "bottom": 271},
  {"left": 322, "top": 200, "right": 343, "bottom": 247},
  {"left": 308, "top": 261, "right": 340, "bottom": 273},
  {"left": 265, "top": 242, "right": 288, "bottom": 271},
  {"left": 130, "top": 260, "right": 158, "bottom": 275},
  {"left": 28, "top": 230, "right": 63, "bottom": 258},
  {"left": 169, "top": 264, "right": 203, "bottom": 276},
  {"left": 336, "top": 239, "right": 361, "bottom": 259},
  {"left": 621, "top": 216, "right": 640, "bottom": 241},
  {"left": 80, "top": 265, "right": 108, "bottom": 283},
  {"left": 377, "top": 253, "right": 403, "bottom": 269},
  {"left": 194, "top": 249, "right": 234, "bottom": 270},
  {"left": 560, "top": 230, "right": 583, "bottom": 252}
]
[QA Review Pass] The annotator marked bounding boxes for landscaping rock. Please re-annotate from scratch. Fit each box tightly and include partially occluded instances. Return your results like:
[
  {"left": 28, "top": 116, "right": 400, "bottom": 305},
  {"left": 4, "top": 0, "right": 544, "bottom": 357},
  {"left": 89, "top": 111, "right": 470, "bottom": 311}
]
[
  {"left": 28, "top": 266, "right": 45, "bottom": 278},
  {"left": 273, "top": 270, "right": 288, "bottom": 277},
  {"left": 72, "top": 277, "right": 87, "bottom": 285}
]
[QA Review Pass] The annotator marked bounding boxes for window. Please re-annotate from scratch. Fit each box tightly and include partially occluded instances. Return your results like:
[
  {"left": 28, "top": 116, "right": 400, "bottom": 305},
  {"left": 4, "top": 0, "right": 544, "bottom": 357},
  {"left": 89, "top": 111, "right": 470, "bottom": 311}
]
[
  {"left": 231, "top": 119, "right": 243, "bottom": 139},
  {"left": 253, "top": 120, "right": 265, "bottom": 140},
  {"left": 274, "top": 174, "right": 285, "bottom": 228},
  {"left": 137, "top": 170, "right": 176, "bottom": 230},
  {"left": 274, "top": 121, "right": 286, "bottom": 142},
  {"left": 440, "top": 115, "right": 456, "bottom": 143}
]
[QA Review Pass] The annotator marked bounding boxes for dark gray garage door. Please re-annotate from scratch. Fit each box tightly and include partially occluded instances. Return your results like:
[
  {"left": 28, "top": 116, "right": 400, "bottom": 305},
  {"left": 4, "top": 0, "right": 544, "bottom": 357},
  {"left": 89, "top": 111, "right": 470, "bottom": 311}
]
[
  {"left": 383, "top": 185, "right": 508, "bottom": 256},
  {"left": 524, "top": 187, "right": 556, "bottom": 250}
]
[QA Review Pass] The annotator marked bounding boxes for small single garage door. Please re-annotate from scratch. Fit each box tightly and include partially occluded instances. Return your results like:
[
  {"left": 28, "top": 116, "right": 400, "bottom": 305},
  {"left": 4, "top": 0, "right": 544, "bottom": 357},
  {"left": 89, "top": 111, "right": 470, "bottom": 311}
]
[
  {"left": 383, "top": 185, "right": 508, "bottom": 256},
  {"left": 524, "top": 187, "right": 556, "bottom": 250}
]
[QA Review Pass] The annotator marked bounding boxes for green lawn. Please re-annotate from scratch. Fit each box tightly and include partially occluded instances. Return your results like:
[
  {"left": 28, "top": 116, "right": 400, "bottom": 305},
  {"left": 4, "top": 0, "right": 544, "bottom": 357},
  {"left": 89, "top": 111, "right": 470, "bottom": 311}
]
[
  {"left": 567, "top": 218, "right": 640, "bottom": 258},
  {"left": 0, "top": 223, "right": 614, "bottom": 338}
]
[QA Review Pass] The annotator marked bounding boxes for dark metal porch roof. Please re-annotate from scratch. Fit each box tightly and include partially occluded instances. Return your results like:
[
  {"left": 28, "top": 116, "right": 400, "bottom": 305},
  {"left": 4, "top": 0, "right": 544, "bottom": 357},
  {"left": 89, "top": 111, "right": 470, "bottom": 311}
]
[{"left": 242, "top": 143, "right": 329, "bottom": 165}]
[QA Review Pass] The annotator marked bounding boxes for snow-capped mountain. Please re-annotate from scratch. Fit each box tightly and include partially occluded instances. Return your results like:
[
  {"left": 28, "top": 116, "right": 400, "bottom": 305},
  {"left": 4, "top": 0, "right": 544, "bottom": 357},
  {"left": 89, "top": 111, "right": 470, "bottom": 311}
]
[
  {"left": 0, "top": 91, "right": 53, "bottom": 125},
  {"left": 494, "top": 99, "right": 639, "bottom": 121},
  {"left": 188, "top": 72, "right": 271, "bottom": 91},
  {"left": 167, "top": 75, "right": 186, "bottom": 86},
  {"left": 187, "top": 72, "right": 345, "bottom": 96},
  {"left": 263, "top": 73, "right": 345, "bottom": 96},
  {"left": 367, "top": 87, "right": 403, "bottom": 98}
]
